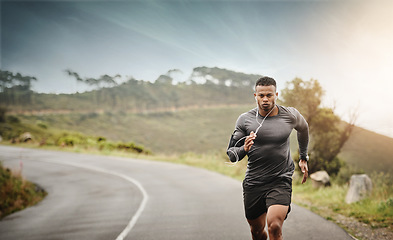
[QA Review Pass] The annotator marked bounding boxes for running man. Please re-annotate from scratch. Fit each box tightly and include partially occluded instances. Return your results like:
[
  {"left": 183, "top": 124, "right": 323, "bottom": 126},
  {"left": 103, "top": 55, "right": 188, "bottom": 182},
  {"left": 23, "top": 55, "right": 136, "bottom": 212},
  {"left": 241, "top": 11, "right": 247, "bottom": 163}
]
[{"left": 227, "top": 76, "right": 309, "bottom": 240}]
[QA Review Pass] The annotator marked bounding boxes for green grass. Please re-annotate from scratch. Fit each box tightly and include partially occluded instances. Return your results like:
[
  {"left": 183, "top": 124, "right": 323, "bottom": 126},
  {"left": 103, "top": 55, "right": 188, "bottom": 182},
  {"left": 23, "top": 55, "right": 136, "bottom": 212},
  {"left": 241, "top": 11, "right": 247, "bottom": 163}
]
[
  {"left": 292, "top": 173, "right": 393, "bottom": 231},
  {"left": 0, "top": 161, "right": 47, "bottom": 219}
]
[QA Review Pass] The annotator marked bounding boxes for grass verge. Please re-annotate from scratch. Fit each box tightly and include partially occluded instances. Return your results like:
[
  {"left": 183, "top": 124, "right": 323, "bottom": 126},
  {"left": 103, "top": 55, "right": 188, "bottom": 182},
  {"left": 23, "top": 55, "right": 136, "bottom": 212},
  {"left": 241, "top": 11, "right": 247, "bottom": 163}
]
[
  {"left": 0, "top": 161, "right": 47, "bottom": 219},
  {"left": 292, "top": 172, "right": 393, "bottom": 230}
]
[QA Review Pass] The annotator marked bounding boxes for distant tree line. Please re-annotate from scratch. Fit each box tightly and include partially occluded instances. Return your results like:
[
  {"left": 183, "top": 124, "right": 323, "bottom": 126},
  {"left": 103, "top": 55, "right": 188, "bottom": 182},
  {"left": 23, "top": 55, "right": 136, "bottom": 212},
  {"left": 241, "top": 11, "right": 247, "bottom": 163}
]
[
  {"left": 2, "top": 67, "right": 259, "bottom": 112},
  {"left": 0, "top": 70, "right": 37, "bottom": 106},
  {"left": 64, "top": 69, "right": 120, "bottom": 89}
]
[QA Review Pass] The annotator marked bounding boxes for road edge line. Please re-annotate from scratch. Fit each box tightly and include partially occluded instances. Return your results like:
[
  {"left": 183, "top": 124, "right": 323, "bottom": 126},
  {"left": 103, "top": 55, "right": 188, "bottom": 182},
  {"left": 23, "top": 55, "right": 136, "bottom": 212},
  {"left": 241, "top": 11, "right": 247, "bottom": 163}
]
[{"left": 37, "top": 159, "right": 148, "bottom": 240}]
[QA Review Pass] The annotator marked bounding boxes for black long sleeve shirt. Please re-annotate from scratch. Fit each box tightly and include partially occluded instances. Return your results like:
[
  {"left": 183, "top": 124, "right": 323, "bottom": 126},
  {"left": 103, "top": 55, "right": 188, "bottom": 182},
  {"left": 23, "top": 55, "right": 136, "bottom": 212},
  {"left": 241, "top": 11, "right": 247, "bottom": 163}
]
[{"left": 227, "top": 105, "right": 309, "bottom": 192}]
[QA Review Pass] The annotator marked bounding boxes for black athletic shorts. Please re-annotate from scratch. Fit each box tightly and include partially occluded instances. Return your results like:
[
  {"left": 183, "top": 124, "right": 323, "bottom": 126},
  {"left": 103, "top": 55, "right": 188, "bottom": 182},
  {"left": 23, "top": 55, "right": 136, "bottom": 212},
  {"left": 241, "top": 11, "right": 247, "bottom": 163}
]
[{"left": 243, "top": 178, "right": 292, "bottom": 220}]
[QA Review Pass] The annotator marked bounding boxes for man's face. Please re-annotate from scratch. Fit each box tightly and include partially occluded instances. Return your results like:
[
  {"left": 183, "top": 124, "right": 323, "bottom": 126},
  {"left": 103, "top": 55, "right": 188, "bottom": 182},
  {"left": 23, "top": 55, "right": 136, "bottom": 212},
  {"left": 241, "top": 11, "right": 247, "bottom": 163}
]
[{"left": 254, "top": 85, "right": 278, "bottom": 112}]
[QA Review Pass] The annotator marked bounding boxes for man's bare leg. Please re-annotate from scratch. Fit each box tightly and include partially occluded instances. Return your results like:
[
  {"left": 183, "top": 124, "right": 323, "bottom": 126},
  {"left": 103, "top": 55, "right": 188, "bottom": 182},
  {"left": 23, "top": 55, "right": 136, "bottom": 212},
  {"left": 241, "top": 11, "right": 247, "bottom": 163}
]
[
  {"left": 247, "top": 213, "right": 268, "bottom": 240},
  {"left": 266, "top": 205, "right": 289, "bottom": 240}
]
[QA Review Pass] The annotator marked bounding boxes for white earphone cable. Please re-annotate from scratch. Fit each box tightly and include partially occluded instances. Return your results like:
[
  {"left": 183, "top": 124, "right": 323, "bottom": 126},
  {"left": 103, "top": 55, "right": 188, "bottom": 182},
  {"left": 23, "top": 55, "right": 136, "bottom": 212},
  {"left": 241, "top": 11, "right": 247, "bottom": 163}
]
[{"left": 226, "top": 105, "right": 276, "bottom": 165}]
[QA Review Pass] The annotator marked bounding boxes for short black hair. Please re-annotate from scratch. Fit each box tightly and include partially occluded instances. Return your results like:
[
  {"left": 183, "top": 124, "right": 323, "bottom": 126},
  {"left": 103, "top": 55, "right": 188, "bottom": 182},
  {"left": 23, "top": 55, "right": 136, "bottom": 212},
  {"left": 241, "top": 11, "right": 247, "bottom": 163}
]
[{"left": 255, "top": 76, "right": 276, "bottom": 91}]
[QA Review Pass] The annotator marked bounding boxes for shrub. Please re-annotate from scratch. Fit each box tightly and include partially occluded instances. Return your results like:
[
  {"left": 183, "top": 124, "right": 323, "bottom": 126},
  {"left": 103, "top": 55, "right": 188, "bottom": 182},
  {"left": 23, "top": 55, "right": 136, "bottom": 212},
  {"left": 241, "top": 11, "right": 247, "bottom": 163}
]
[
  {"left": 116, "top": 142, "right": 150, "bottom": 154},
  {"left": 56, "top": 133, "right": 86, "bottom": 147},
  {"left": 36, "top": 121, "right": 48, "bottom": 129},
  {"left": 6, "top": 116, "right": 20, "bottom": 124},
  {"left": 377, "top": 198, "right": 393, "bottom": 212},
  {"left": 334, "top": 165, "right": 365, "bottom": 185},
  {"left": 370, "top": 171, "right": 393, "bottom": 199},
  {"left": 98, "top": 141, "right": 116, "bottom": 151}
]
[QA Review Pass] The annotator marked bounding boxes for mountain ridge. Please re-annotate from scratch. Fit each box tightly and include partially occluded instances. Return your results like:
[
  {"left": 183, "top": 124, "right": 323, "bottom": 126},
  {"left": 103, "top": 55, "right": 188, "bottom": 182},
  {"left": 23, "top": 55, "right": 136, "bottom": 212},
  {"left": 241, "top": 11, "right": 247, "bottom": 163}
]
[{"left": 4, "top": 66, "right": 257, "bottom": 113}]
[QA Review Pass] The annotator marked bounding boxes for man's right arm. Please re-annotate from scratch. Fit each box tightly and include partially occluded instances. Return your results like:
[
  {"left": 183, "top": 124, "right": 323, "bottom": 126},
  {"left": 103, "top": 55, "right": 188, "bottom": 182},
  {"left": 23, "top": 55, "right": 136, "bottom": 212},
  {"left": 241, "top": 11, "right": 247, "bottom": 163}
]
[{"left": 226, "top": 115, "right": 248, "bottom": 163}]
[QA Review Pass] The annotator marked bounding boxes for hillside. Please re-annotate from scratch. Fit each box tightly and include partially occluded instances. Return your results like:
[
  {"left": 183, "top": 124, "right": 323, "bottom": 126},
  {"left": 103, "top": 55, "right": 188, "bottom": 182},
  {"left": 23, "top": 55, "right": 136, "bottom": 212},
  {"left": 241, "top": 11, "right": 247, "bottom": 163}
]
[
  {"left": 10, "top": 104, "right": 393, "bottom": 175},
  {"left": 2, "top": 66, "right": 392, "bottom": 174},
  {"left": 339, "top": 126, "right": 393, "bottom": 174}
]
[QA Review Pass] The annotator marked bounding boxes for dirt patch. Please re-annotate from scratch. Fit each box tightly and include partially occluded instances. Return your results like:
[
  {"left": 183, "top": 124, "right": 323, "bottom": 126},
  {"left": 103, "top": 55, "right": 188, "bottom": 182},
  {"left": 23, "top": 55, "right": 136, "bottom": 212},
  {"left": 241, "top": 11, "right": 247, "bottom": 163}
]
[
  {"left": 334, "top": 213, "right": 393, "bottom": 240},
  {"left": 294, "top": 200, "right": 393, "bottom": 240}
]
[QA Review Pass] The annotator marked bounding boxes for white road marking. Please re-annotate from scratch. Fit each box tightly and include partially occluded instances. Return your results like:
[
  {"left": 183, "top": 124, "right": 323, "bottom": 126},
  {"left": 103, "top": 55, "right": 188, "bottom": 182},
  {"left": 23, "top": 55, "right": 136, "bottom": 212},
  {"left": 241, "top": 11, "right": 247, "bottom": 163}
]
[{"left": 37, "top": 159, "right": 148, "bottom": 240}]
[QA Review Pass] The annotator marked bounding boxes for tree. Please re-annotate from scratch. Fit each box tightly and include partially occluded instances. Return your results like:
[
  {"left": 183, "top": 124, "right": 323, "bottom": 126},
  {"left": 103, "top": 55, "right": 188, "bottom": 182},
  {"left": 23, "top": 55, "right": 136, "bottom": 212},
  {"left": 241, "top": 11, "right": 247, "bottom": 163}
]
[
  {"left": 280, "top": 78, "right": 356, "bottom": 175},
  {"left": 0, "top": 106, "right": 7, "bottom": 123},
  {"left": 65, "top": 69, "right": 120, "bottom": 89},
  {"left": 155, "top": 74, "right": 173, "bottom": 85},
  {"left": 0, "top": 70, "right": 37, "bottom": 105},
  {"left": 65, "top": 69, "right": 120, "bottom": 106},
  {"left": 280, "top": 78, "right": 324, "bottom": 126}
]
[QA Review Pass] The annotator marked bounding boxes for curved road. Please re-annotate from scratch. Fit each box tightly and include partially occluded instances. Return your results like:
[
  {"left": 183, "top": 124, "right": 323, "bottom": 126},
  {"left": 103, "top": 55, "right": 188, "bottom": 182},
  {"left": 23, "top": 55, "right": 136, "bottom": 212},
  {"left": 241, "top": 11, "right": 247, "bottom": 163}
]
[{"left": 0, "top": 146, "right": 353, "bottom": 240}]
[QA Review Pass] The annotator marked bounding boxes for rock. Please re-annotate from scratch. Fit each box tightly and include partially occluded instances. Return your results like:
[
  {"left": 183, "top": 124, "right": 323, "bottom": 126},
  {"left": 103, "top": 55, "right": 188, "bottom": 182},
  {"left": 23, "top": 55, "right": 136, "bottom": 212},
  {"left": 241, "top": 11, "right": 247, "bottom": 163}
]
[
  {"left": 345, "top": 174, "right": 372, "bottom": 204},
  {"left": 310, "top": 170, "right": 331, "bottom": 188},
  {"left": 20, "top": 132, "right": 33, "bottom": 142}
]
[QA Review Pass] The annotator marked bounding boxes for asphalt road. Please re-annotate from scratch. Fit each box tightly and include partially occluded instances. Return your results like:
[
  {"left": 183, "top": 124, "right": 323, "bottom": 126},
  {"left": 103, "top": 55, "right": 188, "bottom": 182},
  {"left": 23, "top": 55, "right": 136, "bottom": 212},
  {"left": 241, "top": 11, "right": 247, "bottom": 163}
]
[{"left": 0, "top": 145, "right": 354, "bottom": 240}]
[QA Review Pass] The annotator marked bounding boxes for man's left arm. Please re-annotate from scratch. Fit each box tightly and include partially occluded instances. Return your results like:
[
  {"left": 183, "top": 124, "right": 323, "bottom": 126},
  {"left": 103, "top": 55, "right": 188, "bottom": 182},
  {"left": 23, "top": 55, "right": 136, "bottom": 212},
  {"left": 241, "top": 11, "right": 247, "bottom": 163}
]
[{"left": 292, "top": 108, "right": 309, "bottom": 184}]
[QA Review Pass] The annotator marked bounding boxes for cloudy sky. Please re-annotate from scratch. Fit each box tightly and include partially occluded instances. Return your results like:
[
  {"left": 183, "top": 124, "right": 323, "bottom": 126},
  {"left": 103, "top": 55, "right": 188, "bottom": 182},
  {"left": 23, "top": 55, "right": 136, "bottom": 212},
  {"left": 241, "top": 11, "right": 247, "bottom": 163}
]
[{"left": 1, "top": 0, "right": 393, "bottom": 137}]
